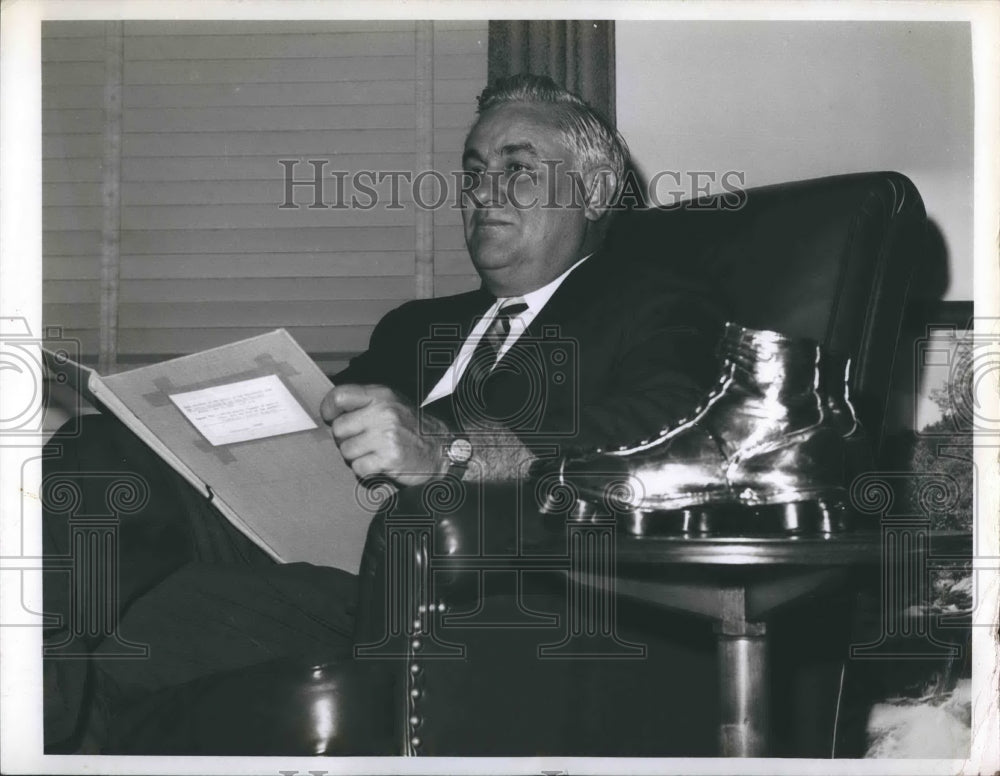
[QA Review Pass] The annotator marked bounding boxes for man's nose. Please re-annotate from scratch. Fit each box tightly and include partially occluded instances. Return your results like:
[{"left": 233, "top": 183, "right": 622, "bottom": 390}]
[{"left": 465, "top": 170, "right": 507, "bottom": 209}]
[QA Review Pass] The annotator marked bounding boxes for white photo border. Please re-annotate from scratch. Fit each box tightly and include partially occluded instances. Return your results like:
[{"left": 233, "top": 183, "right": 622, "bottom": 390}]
[{"left": 2, "top": 1, "right": 997, "bottom": 774}]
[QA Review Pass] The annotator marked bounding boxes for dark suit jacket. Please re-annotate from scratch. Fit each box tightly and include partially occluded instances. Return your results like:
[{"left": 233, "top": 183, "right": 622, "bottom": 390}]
[{"left": 333, "top": 246, "right": 725, "bottom": 455}]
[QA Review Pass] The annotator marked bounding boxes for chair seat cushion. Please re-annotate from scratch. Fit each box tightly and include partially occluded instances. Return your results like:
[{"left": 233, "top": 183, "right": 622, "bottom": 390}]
[{"left": 106, "top": 656, "right": 399, "bottom": 755}]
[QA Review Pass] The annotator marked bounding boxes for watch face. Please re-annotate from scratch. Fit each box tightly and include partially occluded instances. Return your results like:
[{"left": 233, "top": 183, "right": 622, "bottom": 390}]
[{"left": 449, "top": 437, "right": 473, "bottom": 464}]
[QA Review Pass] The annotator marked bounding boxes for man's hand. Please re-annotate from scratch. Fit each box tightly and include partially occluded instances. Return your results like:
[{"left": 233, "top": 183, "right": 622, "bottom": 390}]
[{"left": 321, "top": 384, "right": 451, "bottom": 486}]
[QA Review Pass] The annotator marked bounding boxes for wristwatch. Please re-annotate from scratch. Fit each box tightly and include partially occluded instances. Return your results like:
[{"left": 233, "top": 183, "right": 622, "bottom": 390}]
[{"left": 443, "top": 437, "right": 473, "bottom": 479}]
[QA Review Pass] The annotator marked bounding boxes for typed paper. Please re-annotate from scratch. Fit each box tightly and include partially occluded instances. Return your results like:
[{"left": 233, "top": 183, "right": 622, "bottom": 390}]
[{"left": 168, "top": 374, "right": 317, "bottom": 446}]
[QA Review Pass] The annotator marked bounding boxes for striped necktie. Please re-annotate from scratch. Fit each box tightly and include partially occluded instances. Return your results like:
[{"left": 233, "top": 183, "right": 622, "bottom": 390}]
[
  {"left": 451, "top": 298, "right": 529, "bottom": 426},
  {"left": 459, "top": 298, "right": 528, "bottom": 389},
  {"left": 483, "top": 298, "right": 528, "bottom": 360}
]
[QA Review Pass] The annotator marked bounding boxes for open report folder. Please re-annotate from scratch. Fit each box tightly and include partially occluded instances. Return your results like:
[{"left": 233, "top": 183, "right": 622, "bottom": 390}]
[{"left": 45, "top": 330, "right": 376, "bottom": 574}]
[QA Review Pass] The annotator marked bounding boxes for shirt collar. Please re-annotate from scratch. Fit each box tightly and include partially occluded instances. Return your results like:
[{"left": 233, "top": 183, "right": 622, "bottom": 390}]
[{"left": 496, "top": 253, "right": 593, "bottom": 315}]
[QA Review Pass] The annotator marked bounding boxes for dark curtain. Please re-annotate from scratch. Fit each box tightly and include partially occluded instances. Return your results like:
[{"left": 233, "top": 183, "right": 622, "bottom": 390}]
[{"left": 487, "top": 20, "right": 616, "bottom": 124}]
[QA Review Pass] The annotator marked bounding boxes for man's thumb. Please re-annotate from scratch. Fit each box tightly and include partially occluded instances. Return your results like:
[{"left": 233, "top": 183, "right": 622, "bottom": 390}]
[
  {"left": 320, "top": 388, "right": 340, "bottom": 423},
  {"left": 320, "top": 384, "right": 375, "bottom": 423}
]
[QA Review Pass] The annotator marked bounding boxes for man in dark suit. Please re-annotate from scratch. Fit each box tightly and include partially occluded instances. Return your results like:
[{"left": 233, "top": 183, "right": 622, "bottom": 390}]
[
  {"left": 45, "top": 74, "right": 723, "bottom": 752},
  {"left": 320, "top": 74, "right": 721, "bottom": 489}
]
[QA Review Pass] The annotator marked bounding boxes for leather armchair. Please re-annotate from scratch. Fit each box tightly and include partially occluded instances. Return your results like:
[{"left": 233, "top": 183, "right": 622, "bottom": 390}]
[
  {"left": 348, "top": 171, "right": 931, "bottom": 757},
  {"left": 49, "top": 171, "right": 931, "bottom": 756}
]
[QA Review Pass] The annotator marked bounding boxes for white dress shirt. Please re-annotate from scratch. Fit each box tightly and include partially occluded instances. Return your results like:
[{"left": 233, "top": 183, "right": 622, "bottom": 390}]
[{"left": 421, "top": 254, "right": 592, "bottom": 406}]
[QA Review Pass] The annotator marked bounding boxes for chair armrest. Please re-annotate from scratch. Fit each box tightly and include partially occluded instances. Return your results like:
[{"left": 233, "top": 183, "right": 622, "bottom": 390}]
[{"left": 354, "top": 480, "right": 559, "bottom": 628}]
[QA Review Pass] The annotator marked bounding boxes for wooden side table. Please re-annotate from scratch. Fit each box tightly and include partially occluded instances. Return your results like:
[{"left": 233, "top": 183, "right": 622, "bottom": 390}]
[{"left": 548, "top": 529, "right": 972, "bottom": 756}]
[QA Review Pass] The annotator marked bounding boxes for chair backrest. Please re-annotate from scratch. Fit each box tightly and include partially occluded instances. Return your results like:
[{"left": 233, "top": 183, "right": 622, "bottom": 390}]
[{"left": 605, "top": 171, "right": 928, "bottom": 464}]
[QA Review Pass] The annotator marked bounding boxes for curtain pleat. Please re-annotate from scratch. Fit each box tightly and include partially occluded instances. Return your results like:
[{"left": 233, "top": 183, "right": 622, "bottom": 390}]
[{"left": 488, "top": 20, "right": 616, "bottom": 123}]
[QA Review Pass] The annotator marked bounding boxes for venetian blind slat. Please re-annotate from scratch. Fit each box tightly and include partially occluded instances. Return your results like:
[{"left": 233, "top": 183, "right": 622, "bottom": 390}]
[
  {"left": 47, "top": 276, "right": 417, "bottom": 303},
  {"left": 123, "top": 32, "right": 418, "bottom": 61},
  {"left": 122, "top": 81, "right": 417, "bottom": 109},
  {"left": 119, "top": 226, "right": 414, "bottom": 254},
  {"left": 44, "top": 300, "right": 404, "bottom": 330},
  {"left": 118, "top": 325, "right": 375, "bottom": 357},
  {"left": 124, "top": 57, "right": 418, "bottom": 86},
  {"left": 122, "top": 21, "right": 418, "bottom": 36},
  {"left": 124, "top": 105, "right": 416, "bottom": 133},
  {"left": 118, "top": 175, "right": 417, "bottom": 206},
  {"left": 119, "top": 205, "right": 417, "bottom": 230},
  {"left": 118, "top": 253, "right": 417, "bottom": 279},
  {"left": 122, "top": 130, "right": 416, "bottom": 158}
]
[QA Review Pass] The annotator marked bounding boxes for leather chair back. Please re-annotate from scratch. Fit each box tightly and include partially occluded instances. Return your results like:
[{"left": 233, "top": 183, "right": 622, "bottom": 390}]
[{"left": 605, "top": 171, "right": 926, "bottom": 463}]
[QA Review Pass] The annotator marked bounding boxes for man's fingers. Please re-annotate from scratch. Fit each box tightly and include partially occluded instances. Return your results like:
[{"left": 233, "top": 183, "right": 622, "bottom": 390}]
[
  {"left": 337, "top": 430, "right": 377, "bottom": 464},
  {"left": 330, "top": 411, "right": 364, "bottom": 442},
  {"left": 349, "top": 452, "right": 382, "bottom": 480},
  {"left": 320, "top": 384, "right": 388, "bottom": 423}
]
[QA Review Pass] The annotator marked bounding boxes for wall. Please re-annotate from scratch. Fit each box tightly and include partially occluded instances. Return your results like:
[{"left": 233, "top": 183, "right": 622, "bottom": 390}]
[{"left": 616, "top": 20, "right": 974, "bottom": 301}]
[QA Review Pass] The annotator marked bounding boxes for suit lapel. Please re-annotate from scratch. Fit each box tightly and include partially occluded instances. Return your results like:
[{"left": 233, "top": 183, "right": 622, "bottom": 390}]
[
  {"left": 418, "top": 287, "right": 494, "bottom": 407},
  {"left": 498, "top": 249, "right": 610, "bottom": 369},
  {"left": 477, "top": 251, "right": 611, "bottom": 432}
]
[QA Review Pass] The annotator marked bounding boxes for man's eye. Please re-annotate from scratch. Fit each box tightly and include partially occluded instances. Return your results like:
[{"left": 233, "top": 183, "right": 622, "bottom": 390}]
[
  {"left": 462, "top": 168, "right": 485, "bottom": 186},
  {"left": 507, "top": 162, "right": 531, "bottom": 173}
]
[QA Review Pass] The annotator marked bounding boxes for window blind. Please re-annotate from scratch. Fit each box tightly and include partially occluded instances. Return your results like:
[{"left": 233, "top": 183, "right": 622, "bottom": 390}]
[{"left": 43, "top": 20, "right": 487, "bottom": 375}]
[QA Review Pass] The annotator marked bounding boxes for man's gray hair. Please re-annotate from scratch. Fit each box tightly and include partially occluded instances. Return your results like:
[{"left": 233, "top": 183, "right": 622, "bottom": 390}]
[{"left": 476, "top": 73, "right": 629, "bottom": 202}]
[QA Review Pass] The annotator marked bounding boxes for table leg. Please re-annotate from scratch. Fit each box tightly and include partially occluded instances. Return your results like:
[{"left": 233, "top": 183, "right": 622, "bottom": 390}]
[{"left": 715, "top": 621, "right": 769, "bottom": 757}]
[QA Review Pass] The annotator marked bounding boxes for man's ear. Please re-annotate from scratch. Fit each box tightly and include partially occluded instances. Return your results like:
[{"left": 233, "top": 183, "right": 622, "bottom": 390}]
[{"left": 582, "top": 166, "right": 618, "bottom": 222}]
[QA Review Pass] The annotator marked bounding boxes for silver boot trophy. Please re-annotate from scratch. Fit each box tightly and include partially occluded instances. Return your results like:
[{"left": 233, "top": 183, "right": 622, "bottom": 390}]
[{"left": 541, "top": 322, "right": 862, "bottom": 535}]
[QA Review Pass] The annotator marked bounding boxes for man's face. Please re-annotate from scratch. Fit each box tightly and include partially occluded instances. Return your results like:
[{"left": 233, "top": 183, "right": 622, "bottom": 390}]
[{"left": 461, "top": 103, "right": 597, "bottom": 297}]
